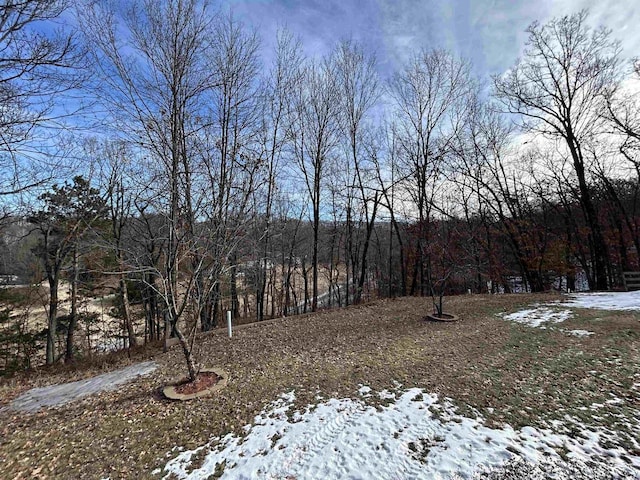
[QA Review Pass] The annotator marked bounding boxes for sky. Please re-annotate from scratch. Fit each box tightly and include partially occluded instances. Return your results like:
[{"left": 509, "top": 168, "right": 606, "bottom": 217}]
[
  {"left": 14, "top": 0, "right": 640, "bottom": 200},
  {"left": 220, "top": 0, "right": 640, "bottom": 80}
]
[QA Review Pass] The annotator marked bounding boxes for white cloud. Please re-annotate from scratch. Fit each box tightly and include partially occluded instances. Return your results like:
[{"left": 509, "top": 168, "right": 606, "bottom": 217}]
[{"left": 221, "top": 0, "right": 640, "bottom": 81}]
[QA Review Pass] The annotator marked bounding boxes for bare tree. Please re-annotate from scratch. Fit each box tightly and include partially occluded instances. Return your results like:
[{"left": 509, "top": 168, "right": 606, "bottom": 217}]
[
  {"left": 335, "top": 40, "right": 381, "bottom": 304},
  {"left": 83, "top": 3, "right": 264, "bottom": 379},
  {"left": 604, "top": 60, "right": 640, "bottom": 156},
  {"left": 93, "top": 139, "right": 138, "bottom": 348},
  {"left": 453, "top": 101, "right": 558, "bottom": 292},
  {"left": 0, "top": 0, "right": 86, "bottom": 196},
  {"left": 197, "top": 12, "right": 261, "bottom": 328},
  {"left": 131, "top": 189, "right": 165, "bottom": 344},
  {"left": 81, "top": 0, "right": 217, "bottom": 380},
  {"left": 389, "top": 49, "right": 473, "bottom": 296},
  {"left": 324, "top": 164, "right": 345, "bottom": 307},
  {"left": 375, "top": 123, "right": 408, "bottom": 297},
  {"left": 253, "top": 29, "right": 303, "bottom": 321},
  {"left": 603, "top": 58, "right": 640, "bottom": 252},
  {"left": 290, "top": 56, "right": 340, "bottom": 311},
  {"left": 494, "top": 10, "right": 620, "bottom": 290}
]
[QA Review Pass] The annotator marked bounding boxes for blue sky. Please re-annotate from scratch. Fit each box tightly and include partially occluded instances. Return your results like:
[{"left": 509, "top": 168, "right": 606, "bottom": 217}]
[{"left": 221, "top": 0, "right": 640, "bottom": 80}]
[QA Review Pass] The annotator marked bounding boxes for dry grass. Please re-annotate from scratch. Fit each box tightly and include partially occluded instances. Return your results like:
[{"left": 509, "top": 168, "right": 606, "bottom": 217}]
[{"left": 0, "top": 293, "right": 638, "bottom": 479}]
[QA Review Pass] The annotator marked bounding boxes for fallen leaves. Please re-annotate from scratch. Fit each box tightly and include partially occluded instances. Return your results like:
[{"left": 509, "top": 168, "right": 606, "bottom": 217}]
[{"left": 0, "top": 294, "right": 638, "bottom": 478}]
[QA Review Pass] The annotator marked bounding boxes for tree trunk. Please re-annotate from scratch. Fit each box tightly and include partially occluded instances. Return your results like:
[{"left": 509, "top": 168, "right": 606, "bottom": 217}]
[
  {"left": 256, "top": 261, "right": 265, "bottom": 321},
  {"left": 176, "top": 329, "right": 199, "bottom": 382},
  {"left": 211, "top": 282, "right": 220, "bottom": 328},
  {"left": 65, "top": 247, "right": 80, "bottom": 360},
  {"left": 525, "top": 270, "right": 545, "bottom": 293},
  {"left": 151, "top": 275, "right": 159, "bottom": 340},
  {"left": 120, "top": 273, "right": 137, "bottom": 348},
  {"left": 328, "top": 238, "right": 335, "bottom": 308},
  {"left": 270, "top": 267, "right": 276, "bottom": 318},
  {"left": 302, "top": 256, "right": 309, "bottom": 313},
  {"left": 389, "top": 210, "right": 406, "bottom": 296},
  {"left": 230, "top": 252, "right": 239, "bottom": 319},
  {"left": 355, "top": 198, "right": 379, "bottom": 304},
  {"left": 312, "top": 202, "right": 319, "bottom": 312},
  {"left": 567, "top": 132, "right": 609, "bottom": 290},
  {"left": 345, "top": 206, "right": 351, "bottom": 307},
  {"left": 46, "top": 274, "right": 59, "bottom": 365}
]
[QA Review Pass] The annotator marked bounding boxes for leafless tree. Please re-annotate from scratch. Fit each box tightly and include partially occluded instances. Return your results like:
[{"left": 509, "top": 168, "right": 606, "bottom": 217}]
[
  {"left": 335, "top": 40, "right": 381, "bottom": 304},
  {"left": 603, "top": 59, "right": 640, "bottom": 197},
  {"left": 375, "top": 123, "right": 409, "bottom": 296},
  {"left": 130, "top": 185, "right": 165, "bottom": 343},
  {"left": 81, "top": 0, "right": 217, "bottom": 380},
  {"left": 93, "top": 139, "right": 138, "bottom": 348},
  {"left": 0, "top": 0, "right": 86, "bottom": 197},
  {"left": 389, "top": 49, "right": 473, "bottom": 295},
  {"left": 290, "top": 55, "right": 340, "bottom": 311},
  {"left": 494, "top": 10, "right": 620, "bottom": 290},
  {"left": 452, "top": 101, "right": 554, "bottom": 292},
  {"left": 196, "top": 12, "right": 262, "bottom": 328},
  {"left": 252, "top": 29, "right": 302, "bottom": 321}
]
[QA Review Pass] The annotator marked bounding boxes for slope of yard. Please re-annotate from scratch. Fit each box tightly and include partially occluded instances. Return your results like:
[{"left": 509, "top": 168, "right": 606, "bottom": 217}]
[{"left": 0, "top": 293, "right": 638, "bottom": 479}]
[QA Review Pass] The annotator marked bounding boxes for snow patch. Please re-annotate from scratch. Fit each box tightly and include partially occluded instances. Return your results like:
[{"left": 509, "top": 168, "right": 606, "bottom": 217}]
[
  {"left": 161, "top": 388, "right": 639, "bottom": 479},
  {"left": 501, "top": 307, "right": 572, "bottom": 328},
  {"left": 564, "top": 329, "right": 595, "bottom": 337},
  {"left": 560, "top": 290, "right": 640, "bottom": 311},
  {"left": 501, "top": 290, "right": 640, "bottom": 331},
  {"left": 4, "top": 361, "right": 157, "bottom": 413},
  {"left": 358, "top": 385, "right": 372, "bottom": 396}
]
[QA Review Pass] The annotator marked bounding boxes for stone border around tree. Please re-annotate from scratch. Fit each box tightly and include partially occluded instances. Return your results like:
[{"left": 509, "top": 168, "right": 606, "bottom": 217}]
[
  {"left": 425, "top": 313, "right": 459, "bottom": 322},
  {"left": 163, "top": 367, "right": 228, "bottom": 401}
]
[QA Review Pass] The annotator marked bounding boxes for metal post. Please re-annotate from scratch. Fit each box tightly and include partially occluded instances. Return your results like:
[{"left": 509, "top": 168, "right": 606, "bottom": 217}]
[{"left": 227, "top": 310, "right": 232, "bottom": 338}]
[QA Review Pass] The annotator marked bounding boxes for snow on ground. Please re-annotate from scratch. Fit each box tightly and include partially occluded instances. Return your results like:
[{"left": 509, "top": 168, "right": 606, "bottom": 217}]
[
  {"left": 161, "top": 388, "right": 639, "bottom": 480},
  {"left": 3, "top": 361, "right": 157, "bottom": 413},
  {"left": 564, "top": 329, "right": 595, "bottom": 337},
  {"left": 501, "top": 307, "right": 572, "bottom": 328},
  {"left": 500, "top": 290, "right": 640, "bottom": 332},
  {"left": 560, "top": 290, "right": 640, "bottom": 311}
]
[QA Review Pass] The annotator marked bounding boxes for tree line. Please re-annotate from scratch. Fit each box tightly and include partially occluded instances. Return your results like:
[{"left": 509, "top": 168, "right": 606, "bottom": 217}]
[{"left": 0, "top": 2, "right": 639, "bottom": 376}]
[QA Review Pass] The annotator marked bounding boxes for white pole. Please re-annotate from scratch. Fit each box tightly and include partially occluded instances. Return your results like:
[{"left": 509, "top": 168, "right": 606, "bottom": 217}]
[{"left": 227, "top": 310, "right": 232, "bottom": 338}]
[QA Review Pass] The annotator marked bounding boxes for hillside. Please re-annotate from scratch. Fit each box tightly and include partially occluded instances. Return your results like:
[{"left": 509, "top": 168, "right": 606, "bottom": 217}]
[{"left": 0, "top": 293, "right": 638, "bottom": 479}]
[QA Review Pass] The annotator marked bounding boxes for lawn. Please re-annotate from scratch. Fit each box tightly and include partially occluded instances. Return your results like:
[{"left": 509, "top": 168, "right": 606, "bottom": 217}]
[{"left": 0, "top": 293, "right": 638, "bottom": 479}]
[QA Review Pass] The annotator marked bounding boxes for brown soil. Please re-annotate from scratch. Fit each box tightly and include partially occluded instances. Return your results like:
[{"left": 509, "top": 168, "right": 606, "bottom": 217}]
[{"left": 174, "top": 371, "right": 221, "bottom": 395}]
